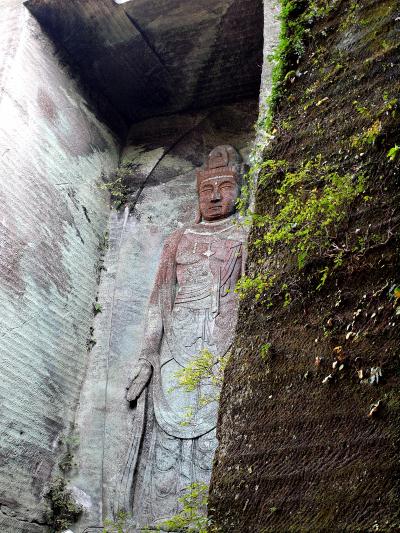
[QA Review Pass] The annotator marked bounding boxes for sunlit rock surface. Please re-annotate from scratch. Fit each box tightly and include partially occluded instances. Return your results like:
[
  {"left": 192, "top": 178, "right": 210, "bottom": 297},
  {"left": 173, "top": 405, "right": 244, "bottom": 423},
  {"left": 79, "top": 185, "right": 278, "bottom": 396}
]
[{"left": 0, "top": 2, "right": 118, "bottom": 530}]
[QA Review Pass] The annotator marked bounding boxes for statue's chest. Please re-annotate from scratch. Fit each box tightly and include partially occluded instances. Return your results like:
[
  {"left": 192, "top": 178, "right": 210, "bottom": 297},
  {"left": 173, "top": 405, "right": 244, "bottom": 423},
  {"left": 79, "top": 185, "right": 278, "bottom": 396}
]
[
  {"left": 175, "top": 234, "right": 241, "bottom": 284},
  {"left": 176, "top": 234, "right": 234, "bottom": 265}
]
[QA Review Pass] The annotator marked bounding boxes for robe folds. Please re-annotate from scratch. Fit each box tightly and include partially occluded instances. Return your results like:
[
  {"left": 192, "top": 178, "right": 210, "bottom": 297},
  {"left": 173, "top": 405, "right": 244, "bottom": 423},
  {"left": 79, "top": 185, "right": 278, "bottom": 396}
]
[{"left": 114, "top": 215, "right": 246, "bottom": 528}]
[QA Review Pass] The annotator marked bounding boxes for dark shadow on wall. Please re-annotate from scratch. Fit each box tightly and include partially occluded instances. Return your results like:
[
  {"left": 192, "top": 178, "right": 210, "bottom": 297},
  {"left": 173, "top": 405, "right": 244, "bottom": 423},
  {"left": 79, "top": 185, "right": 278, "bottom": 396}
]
[{"left": 24, "top": 0, "right": 264, "bottom": 140}]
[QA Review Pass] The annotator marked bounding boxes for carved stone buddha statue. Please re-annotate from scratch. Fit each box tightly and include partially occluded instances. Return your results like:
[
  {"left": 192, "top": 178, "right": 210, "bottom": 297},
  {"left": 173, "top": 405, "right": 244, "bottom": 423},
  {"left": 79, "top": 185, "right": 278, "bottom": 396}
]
[{"left": 115, "top": 145, "right": 247, "bottom": 529}]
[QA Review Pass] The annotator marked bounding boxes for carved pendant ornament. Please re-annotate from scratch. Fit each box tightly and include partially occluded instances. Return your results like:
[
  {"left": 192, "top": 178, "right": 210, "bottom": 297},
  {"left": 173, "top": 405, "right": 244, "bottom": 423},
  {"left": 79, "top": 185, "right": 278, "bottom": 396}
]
[{"left": 115, "top": 145, "right": 247, "bottom": 529}]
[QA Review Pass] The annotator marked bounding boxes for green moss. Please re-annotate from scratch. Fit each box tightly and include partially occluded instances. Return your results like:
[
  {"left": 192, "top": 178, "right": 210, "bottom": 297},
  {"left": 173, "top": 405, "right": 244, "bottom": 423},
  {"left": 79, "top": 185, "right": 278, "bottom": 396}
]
[
  {"left": 99, "top": 160, "right": 137, "bottom": 209},
  {"left": 260, "top": 0, "right": 338, "bottom": 128},
  {"left": 46, "top": 478, "right": 82, "bottom": 532},
  {"left": 237, "top": 157, "right": 366, "bottom": 302}
]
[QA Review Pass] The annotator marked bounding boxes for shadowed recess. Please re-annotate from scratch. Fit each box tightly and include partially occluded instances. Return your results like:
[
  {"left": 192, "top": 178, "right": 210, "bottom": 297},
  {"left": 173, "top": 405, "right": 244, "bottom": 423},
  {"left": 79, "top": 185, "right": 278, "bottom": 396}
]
[{"left": 24, "top": 0, "right": 264, "bottom": 137}]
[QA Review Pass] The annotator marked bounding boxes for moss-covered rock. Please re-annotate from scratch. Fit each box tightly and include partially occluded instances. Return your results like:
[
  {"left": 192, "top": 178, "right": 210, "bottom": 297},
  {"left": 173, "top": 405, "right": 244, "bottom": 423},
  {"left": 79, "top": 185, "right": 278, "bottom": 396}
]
[{"left": 210, "top": 0, "right": 400, "bottom": 530}]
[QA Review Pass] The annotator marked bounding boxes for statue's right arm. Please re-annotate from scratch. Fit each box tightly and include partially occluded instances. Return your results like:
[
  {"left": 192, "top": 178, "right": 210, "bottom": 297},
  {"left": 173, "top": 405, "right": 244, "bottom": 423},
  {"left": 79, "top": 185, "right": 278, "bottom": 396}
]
[
  {"left": 125, "top": 301, "right": 161, "bottom": 402},
  {"left": 126, "top": 230, "right": 182, "bottom": 403}
]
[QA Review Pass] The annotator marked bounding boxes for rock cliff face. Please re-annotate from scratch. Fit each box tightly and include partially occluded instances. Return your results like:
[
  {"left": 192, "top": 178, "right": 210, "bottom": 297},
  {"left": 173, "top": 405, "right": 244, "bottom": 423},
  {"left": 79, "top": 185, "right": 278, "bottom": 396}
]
[
  {"left": 1, "top": 1, "right": 269, "bottom": 531},
  {"left": 71, "top": 101, "right": 258, "bottom": 531},
  {"left": 210, "top": 1, "right": 400, "bottom": 531},
  {"left": 0, "top": 2, "right": 118, "bottom": 531}
]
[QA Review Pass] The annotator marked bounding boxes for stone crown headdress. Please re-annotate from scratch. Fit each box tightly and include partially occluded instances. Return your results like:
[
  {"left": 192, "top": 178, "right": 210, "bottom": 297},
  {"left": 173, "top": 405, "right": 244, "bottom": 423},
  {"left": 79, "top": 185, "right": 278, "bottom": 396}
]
[{"left": 196, "top": 145, "right": 242, "bottom": 189}]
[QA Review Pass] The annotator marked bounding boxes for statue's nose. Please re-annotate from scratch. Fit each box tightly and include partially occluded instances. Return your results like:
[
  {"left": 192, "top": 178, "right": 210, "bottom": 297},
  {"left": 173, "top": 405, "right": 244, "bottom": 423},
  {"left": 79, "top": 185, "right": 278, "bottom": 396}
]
[{"left": 211, "top": 190, "right": 221, "bottom": 202}]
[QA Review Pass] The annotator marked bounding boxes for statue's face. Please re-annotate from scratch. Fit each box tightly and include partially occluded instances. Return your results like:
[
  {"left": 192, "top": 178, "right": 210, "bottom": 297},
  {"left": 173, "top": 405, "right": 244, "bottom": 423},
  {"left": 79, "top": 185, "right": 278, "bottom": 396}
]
[{"left": 198, "top": 176, "right": 239, "bottom": 221}]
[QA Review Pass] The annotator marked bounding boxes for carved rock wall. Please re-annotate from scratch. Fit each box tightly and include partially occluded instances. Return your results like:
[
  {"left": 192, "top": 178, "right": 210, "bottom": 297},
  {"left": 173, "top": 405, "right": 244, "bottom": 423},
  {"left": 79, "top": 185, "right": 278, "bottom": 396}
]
[
  {"left": 0, "top": 2, "right": 119, "bottom": 531},
  {"left": 25, "top": 0, "right": 264, "bottom": 135},
  {"left": 0, "top": 1, "right": 267, "bottom": 530},
  {"left": 26, "top": 0, "right": 263, "bottom": 135},
  {"left": 210, "top": 1, "right": 400, "bottom": 531},
  {"left": 71, "top": 101, "right": 258, "bottom": 531}
]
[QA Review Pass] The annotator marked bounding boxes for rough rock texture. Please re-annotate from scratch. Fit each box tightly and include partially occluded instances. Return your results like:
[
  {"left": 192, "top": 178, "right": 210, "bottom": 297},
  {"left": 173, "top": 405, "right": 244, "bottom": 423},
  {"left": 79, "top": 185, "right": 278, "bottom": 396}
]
[
  {"left": 210, "top": 1, "right": 400, "bottom": 531},
  {"left": 0, "top": 2, "right": 119, "bottom": 531},
  {"left": 71, "top": 101, "right": 258, "bottom": 531},
  {"left": 24, "top": 0, "right": 264, "bottom": 135}
]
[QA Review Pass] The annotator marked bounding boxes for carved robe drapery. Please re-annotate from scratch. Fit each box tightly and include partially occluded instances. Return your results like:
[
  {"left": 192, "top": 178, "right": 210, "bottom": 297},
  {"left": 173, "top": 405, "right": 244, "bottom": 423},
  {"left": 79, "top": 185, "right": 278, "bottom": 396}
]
[
  {"left": 115, "top": 216, "right": 245, "bottom": 528},
  {"left": 115, "top": 145, "right": 246, "bottom": 529},
  {"left": 153, "top": 216, "right": 245, "bottom": 438}
]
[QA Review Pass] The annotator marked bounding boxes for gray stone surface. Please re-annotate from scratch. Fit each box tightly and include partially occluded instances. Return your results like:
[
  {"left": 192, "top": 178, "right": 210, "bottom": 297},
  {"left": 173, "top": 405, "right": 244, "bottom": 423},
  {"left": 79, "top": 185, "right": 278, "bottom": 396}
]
[
  {"left": 0, "top": 2, "right": 119, "bottom": 531},
  {"left": 71, "top": 102, "right": 257, "bottom": 531},
  {"left": 24, "top": 0, "right": 264, "bottom": 134},
  {"left": 259, "top": 1, "right": 281, "bottom": 132},
  {"left": 0, "top": 0, "right": 281, "bottom": 529}
]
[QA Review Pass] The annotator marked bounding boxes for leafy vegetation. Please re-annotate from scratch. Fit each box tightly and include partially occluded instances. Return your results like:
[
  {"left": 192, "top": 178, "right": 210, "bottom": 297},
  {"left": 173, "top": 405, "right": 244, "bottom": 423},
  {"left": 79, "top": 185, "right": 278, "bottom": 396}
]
[
  {"left": 99, "top": 160, "right": 137, "bottom": 209},
  {"left": 235, "top": 0, "right": 400, "bottom": 307},
  {"left": 173, "top": 348, "right": 227, "bottom": 394},
  {"left": 387, "top": 144, "right": 400, "bottom": 162},
  {"left": 93, "top": 301, "right": 103, "bottom": 315},
  {"left": 103, "top": 511, "right": 128, "bottom": 533},
  {"left": 46, "top": 477, "right": 82, "bottom": 532},
  {"left": 259, "top": 0, "right": 338, "bottom": 132},
  {"left": 236, "top": 157, "right": 366, "bottom": 303},
  {"left": 144, "top": 482, "right": 216, "bottom": 533},
  {"left": 260, "top": 342, "right": 271, "bottom": 361},
  {"left": 171, "top": 348, "right": 229, "bottom": 425}
]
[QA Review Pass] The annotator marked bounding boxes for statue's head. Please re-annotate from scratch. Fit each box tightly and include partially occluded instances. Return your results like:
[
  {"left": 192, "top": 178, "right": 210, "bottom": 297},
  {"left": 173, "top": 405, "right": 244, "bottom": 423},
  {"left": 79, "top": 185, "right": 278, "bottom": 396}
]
[{"left": 196, "top": 145, "right": 242, "bottom": 222}]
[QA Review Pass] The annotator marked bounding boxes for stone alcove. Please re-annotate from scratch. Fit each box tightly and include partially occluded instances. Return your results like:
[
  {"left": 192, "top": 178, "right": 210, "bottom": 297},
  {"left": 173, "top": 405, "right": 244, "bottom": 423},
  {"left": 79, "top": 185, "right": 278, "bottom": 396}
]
[{"left": 0, "top": 1, "right": 279, "bottom": 531}]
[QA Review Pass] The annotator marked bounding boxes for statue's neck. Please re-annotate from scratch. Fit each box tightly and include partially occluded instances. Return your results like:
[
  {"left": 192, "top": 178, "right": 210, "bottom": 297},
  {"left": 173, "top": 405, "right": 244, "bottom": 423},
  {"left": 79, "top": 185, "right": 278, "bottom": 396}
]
[{"left": 199, "top": 213, "right": 236, "bottom": 227}]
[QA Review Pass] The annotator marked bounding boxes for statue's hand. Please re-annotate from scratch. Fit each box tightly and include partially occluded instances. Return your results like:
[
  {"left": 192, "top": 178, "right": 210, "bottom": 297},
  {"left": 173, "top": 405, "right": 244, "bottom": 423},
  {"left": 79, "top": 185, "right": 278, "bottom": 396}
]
[{"left": 126, "top": 360, "right": 153, "bottom": 403}]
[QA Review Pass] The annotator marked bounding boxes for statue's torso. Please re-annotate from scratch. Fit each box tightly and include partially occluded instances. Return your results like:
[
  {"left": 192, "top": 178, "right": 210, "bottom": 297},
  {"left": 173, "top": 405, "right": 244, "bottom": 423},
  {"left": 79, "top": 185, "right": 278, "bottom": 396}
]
[{"left": 154, "top": 217, "right": 246, "bottom": 438}]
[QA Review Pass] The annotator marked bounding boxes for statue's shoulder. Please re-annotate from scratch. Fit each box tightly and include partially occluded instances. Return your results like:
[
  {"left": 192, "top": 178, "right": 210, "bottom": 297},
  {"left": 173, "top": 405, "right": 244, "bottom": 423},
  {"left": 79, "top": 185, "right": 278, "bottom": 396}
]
[{"left": 162, "top": 227, "right": 186, "bottom": 251}]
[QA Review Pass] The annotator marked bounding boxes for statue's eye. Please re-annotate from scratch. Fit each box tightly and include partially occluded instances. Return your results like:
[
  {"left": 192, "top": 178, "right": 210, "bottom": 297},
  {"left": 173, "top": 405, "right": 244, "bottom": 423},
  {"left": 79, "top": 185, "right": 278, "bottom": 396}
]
[
  {"left": 201, "top": 187, "right": 213, "bottom": 194},
  {"left": 220, "top": 183, "right": 234, "bottom": 190}
]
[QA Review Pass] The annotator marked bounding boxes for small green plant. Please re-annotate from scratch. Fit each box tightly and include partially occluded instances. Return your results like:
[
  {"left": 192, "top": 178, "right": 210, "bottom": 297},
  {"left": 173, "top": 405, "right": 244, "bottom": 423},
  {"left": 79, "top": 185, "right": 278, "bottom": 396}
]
[
  {"left": 173, "top": 349, "right": 228, "bottom": 395},
  {"left": 387, "top": 144, "right": 400, "bottom": 162},
  {"left": 171, "top": 349, "right": 229, "bottom": 426},
  {"left": 103, "top": 511, "right": 128, "bottom": 533},
  {"left": 99, "top": 175, "right": 127, "bottom": 209},
  {"left": 316, "top": 266, "right": 330, "bottom": 291},
  {"left": 149, "top": 482, "right": 211, "bottom": 533},
  {"left": 351, "top": 119, "right": 382, "bottom": 149},
  {"left": 353, "top": 100, "right": 371, "bottom": 118},
  {"left": 46, "top": 477, "right": 82, "bottom": 532},
  {"left": 93, "top": 302, "right": 103, "bottom": 315},
  {"left": 99, "top": 161, "right": 137, "bottom": 209},
  {"left": 260, "top": 343, "right": 271, "bottom": 361}
]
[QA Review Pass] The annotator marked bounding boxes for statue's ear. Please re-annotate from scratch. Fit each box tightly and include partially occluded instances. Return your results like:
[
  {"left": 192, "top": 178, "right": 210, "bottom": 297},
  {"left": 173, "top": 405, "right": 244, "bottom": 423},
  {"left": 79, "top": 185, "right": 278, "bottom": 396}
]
[{"left": 195, "top": 210, "right": 202, "bottom": 224}]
